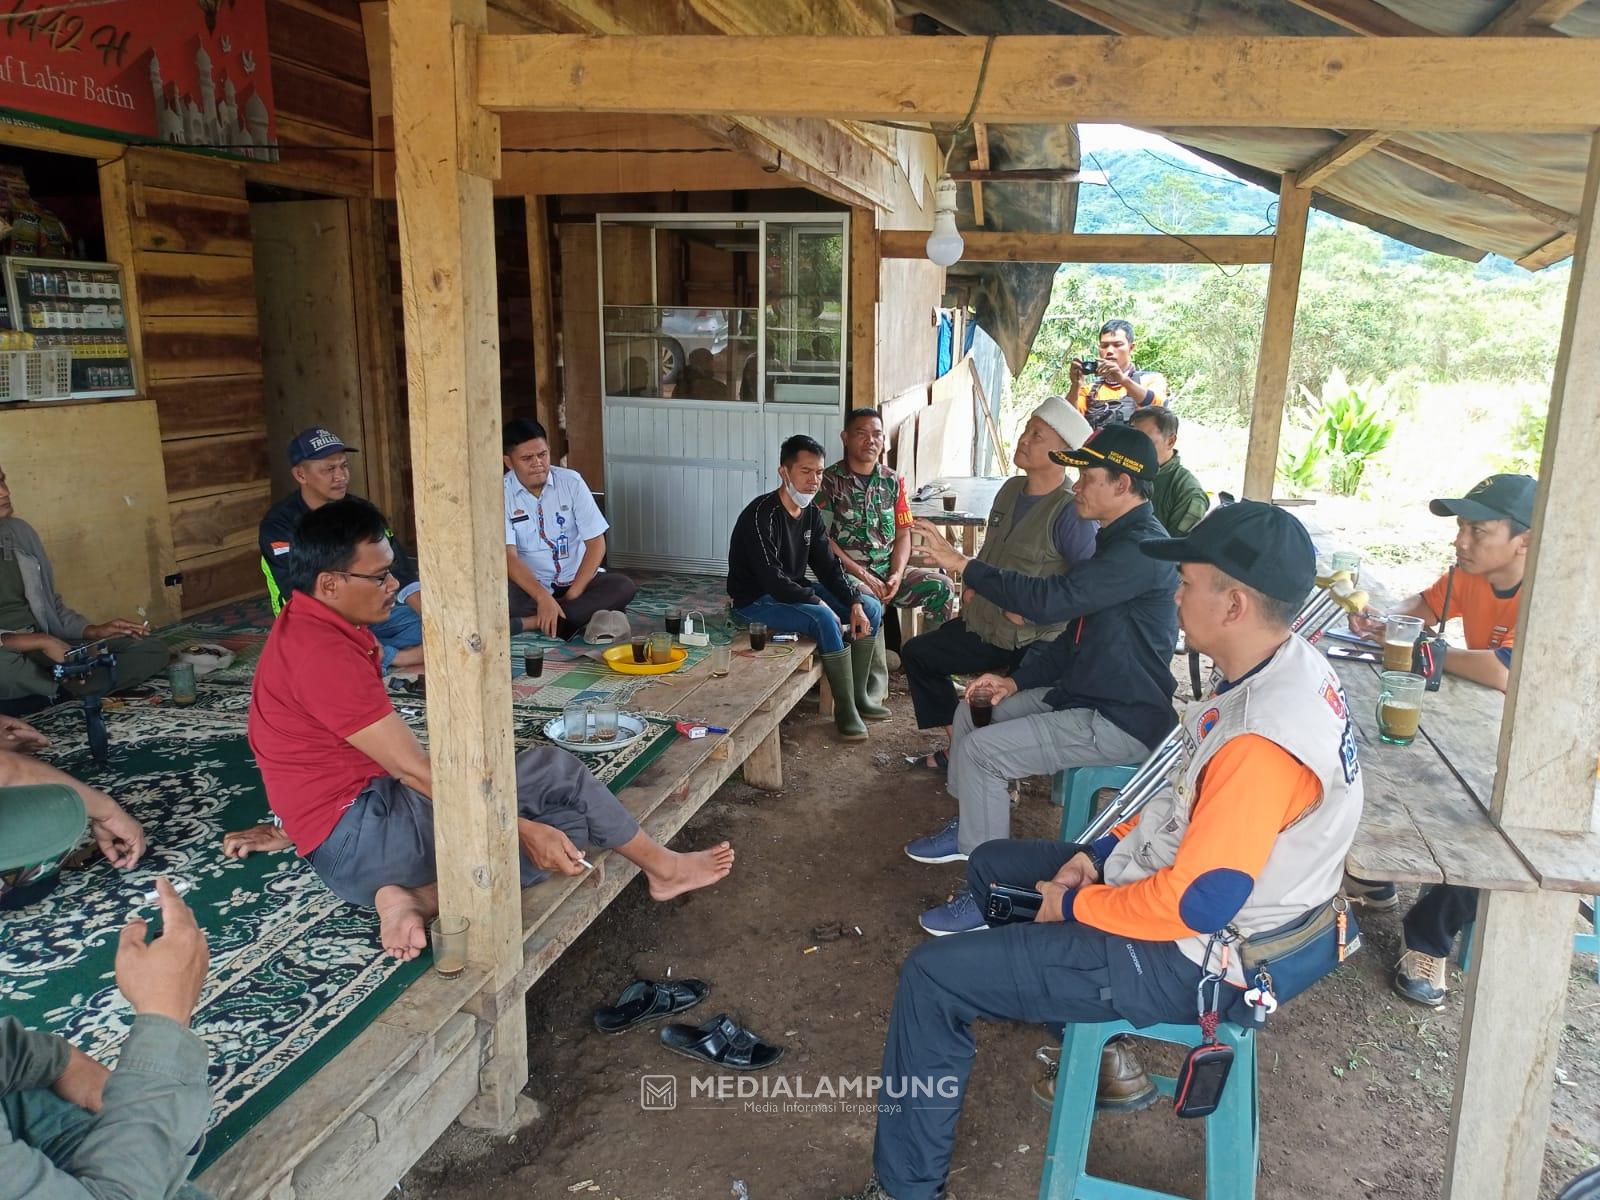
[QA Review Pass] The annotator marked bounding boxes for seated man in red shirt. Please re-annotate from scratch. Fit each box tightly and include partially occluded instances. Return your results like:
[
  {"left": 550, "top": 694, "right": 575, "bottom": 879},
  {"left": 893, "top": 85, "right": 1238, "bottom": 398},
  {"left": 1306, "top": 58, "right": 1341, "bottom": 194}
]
[{"left": 225, "top": 497, "right": 734, "bottom": 959}]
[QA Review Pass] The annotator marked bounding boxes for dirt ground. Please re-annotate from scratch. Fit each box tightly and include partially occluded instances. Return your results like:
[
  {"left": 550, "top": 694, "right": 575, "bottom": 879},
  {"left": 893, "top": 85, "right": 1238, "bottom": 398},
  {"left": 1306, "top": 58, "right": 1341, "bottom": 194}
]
[{"left": 404, "top": 671, "right": 1600, "bottom": 1200}]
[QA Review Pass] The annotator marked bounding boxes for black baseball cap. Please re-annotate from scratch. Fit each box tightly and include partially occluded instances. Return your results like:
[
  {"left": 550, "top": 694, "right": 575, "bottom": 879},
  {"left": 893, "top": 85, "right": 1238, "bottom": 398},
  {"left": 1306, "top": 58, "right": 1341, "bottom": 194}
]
[
  {"left": 1429, "top": 473, "right": 1535, "bottom": 529},
  {"left": 288, "top": 427, "right": 360, "bottom": 467},
  {"left": 1048, "top": 423, "right": 1159, "bottom": 482},
  {"left": 1141, "top": 500, "right": 1315, "bottom": 604}
]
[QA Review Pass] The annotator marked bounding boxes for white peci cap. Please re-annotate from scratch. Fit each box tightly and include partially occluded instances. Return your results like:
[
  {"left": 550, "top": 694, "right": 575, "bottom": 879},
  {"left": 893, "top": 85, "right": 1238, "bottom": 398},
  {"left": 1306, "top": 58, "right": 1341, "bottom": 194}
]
[{"left": 1032, "top": 395, "right": 1093, "bottom": 451}]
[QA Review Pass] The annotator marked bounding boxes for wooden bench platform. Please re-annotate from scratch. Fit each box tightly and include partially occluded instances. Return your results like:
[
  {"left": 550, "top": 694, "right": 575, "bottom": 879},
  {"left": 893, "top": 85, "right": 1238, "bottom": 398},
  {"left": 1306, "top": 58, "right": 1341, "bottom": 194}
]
[{"left": 196, "top": 635, "right": 819, "bottom": 1200}]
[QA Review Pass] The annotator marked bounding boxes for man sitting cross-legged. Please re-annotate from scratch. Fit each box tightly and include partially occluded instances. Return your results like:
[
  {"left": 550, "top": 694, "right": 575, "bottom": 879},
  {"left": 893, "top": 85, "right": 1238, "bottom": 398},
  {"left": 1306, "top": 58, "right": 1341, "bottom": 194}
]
[{"left": 225, "top": 497, "right": 734, "bottom": 959}]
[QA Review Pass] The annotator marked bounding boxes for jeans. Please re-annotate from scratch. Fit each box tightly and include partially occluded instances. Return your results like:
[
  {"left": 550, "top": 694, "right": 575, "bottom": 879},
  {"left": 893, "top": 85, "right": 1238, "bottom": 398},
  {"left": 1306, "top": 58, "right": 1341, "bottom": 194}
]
[
  {"left": 370, "top": 599, "right": 424, "bottom": 672},
  {"left": 734, "top": 584, "right": 881, "bottom": 654}
]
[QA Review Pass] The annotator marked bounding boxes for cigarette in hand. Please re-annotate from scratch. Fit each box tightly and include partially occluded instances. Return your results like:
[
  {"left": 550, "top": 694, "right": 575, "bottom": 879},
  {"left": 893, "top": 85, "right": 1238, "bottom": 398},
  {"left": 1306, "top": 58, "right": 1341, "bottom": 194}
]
[{"left": 577, "top": 857, "right": 595, "bottom": 871}]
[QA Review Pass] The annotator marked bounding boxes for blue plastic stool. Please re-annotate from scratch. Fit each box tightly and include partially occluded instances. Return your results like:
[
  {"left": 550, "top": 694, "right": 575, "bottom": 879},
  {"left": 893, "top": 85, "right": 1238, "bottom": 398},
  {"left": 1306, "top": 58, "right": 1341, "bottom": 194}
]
[
  {"left": 1039, "top": 1019, "right": 1259, "bottom": 1200},
  {"left": 1051, "top": 765, "right": 1139, "bottom": 841}
]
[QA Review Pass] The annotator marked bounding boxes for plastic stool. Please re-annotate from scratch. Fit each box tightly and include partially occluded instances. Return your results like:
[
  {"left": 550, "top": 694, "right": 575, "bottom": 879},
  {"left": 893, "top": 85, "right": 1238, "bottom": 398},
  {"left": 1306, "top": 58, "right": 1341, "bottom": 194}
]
[
  {"left": 1039, "top": 1019, "right": 1259, "bottom": 1200},
  {"left": 1051, "top": 765, "right": 1139, "bottom": 841}
]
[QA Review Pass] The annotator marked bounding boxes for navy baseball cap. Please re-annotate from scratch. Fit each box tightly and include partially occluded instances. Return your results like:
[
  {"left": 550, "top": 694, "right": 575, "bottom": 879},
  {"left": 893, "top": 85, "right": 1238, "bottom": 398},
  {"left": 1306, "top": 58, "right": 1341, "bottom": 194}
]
[
  {"left": 288, "top": 427, "right": 359, "bottom": 467},
  {"left": 1429, "top": 473, "right": 1535, "bottom": 529},
  {"left": 1141, "top": 500, "right": 1315, "bottom": 604},
  {"left": 1049, "top": 423, "right": 1159, "bottom": 483}
]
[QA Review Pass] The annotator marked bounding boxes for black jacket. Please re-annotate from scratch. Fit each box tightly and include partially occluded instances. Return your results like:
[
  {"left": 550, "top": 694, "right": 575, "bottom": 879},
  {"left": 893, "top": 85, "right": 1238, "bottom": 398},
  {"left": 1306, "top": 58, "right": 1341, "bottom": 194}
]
[
  {"left": 259, "top": 492, "right": 419, "bottom": 607},
  {"left": 963, "top": 501, "right": 1179, "bottom": 750},
  {"left": 727, "top": 491, "right": 860, "bottom": 610}
]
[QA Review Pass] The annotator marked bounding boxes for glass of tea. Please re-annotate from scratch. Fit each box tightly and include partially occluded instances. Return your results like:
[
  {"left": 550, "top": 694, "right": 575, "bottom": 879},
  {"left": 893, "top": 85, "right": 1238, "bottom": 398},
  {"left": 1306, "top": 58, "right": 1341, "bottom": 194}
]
[
  {"left": 524, "top": 648, "right": 545, "bottom": 679},
  {"left": 665, "top": 607, "right": 684, "bottom": 638},
  {"left": 167, "top": 661, "right": 198, "bottom": 707},
  {"left": 710, "top": 638, "right": 732, "bottom": 677},
  {"left": 942, "top": 493, "right": 958, "bottom": 512},
  {"left": 1331, "top": 550, "right": 1362, "bottom": 586},
  {"left": 748, "top": 622, "right": 768, "bottom": 653},
  {"left": 562, "top": 702, "right": 590, "bottom": 744},
  {"left": 1376, "top": 671, "right": 1425, "bottom": 746},
  {"left": 969, "top": 691, "right": 993, "bottom": 728},
  {"left": 630, "top": 634, "right": 648, "bottom": 664},
  {"left": 429, "top": 915, "right": 470, "bottom": 978},
  {"left": 591, "top": 704, "right": 620, "bottom": 743},
  {"left": 647, "top": 632, "right": 674, "bottom": 664},
  {"left": 1383, "top": 614, "right": 1424, "bottom": 673}
]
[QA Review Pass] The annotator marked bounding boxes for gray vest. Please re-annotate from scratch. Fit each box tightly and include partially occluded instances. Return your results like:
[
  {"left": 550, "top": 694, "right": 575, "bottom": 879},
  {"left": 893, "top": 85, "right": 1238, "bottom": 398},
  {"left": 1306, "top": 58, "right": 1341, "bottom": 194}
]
[
  {"left": 964, "top": 476, "right": 1075, "bottom": 651},
  {"left": 1103, "top": 635, "right": 1365, "bottom": 985}
]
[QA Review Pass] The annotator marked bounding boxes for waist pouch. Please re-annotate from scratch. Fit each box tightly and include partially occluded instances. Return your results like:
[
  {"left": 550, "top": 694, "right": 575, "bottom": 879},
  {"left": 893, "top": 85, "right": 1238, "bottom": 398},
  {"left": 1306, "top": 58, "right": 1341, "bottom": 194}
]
[{"left": 1233, "top": 897, "right": 1360, "bottom": 1008}]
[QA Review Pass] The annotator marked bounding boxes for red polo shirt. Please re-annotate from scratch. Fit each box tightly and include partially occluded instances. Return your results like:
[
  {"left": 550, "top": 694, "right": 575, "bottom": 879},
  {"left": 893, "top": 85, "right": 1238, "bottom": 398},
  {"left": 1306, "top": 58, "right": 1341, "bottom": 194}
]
[{"left": 247, "top": 591, "right": 397, "bottom": 855}]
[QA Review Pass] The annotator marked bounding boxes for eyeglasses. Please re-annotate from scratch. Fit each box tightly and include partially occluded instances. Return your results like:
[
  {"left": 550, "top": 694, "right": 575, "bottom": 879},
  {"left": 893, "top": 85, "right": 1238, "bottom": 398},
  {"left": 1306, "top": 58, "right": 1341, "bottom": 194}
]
[{"left": 339, "top": 569, "right": 395, "bottom": 586}]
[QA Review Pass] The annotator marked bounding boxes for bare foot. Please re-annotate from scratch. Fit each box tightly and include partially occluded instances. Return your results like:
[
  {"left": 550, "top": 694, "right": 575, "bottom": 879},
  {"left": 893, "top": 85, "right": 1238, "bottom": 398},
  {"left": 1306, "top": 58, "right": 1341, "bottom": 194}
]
[
  {"left": 645, "top": 841, "right": 735, "bottom": 901},
  {"left": 374, "top": 885, "right": 430, "bottom": 961}
]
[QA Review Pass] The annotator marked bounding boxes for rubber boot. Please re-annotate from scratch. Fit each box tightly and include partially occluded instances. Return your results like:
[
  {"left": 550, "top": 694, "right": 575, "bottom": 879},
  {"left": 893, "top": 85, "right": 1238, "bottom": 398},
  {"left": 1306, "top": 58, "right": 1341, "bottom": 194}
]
[
  {"left": 852, "top": 631, "right": 891, "bottom": 721},
  {"left": 821, "top": 648, "right": 868, "bottom": 741}
]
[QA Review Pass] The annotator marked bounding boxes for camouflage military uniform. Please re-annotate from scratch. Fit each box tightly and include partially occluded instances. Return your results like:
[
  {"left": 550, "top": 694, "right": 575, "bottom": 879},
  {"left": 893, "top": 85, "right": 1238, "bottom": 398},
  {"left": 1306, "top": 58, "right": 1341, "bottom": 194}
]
[{"left": 819, "top": 461, "right": 954, "bottom": 622}]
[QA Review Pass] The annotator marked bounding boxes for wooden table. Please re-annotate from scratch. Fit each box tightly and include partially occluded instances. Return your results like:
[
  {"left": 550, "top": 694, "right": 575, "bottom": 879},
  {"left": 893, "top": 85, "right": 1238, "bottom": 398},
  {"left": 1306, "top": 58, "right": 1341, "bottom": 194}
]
[
  {"left": 909, "top": 474, "right": 1006, "bottom": 555},
  {"left": 1336, "top": 657, "right": 1537, "bottom": 894}
]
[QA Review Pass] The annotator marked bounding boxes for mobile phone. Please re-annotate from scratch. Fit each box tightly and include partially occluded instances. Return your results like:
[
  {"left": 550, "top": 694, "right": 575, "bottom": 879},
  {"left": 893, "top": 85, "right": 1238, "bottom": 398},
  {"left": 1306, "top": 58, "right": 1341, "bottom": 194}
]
[
  {"left": 984, "top": 884, "right": 1043, "bottom": 925},
  {"left": 1325, "top": 645, "right": 1381, "bottom": 663},
  {"left": 1173, "top": 1042, "right": 1234, "bottom": 1118},
  {"left": 63, "top": 639, "right": 110, "bottom": 665}
]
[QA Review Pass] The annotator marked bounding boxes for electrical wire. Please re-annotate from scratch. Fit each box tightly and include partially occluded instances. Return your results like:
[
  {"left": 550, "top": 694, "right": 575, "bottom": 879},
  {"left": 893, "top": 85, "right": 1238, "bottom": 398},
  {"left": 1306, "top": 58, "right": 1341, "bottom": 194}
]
[{"left": 1087, "top": 150, "right": 1278, "bottom": 279}]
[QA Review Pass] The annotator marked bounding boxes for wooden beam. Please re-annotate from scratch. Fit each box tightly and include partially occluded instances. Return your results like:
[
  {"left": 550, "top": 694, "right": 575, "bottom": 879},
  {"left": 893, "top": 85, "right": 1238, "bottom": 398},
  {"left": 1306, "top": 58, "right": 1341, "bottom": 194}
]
[
  {"left": 1243, "top": 178, "right": 1311, "bottom": 500},
  {"left": 1443, "top": 128, "right": 1600, "bottom": 1200},
  {"left": 1377, "top": 140, "right": 1578, "bottom": 233},
  {"left": 494, "top": 149, "right": 789, "bottom": 194},
  {"left": 1281, "top": 0, "right": 1438, "bottom": 36},
  {"left": 524, "top": 196, "right": 565, "bottom": 461},
  {"left": 1518, "top": 231, "right": 1576, "bottom": 270},
  {"left": 1293, "top": 130, "right": 1390, "bottom": 190},
  {"left": 475, "top": 34, "right": 1600, "bottom": 131},
  {"left": 390, "top": 0, "right": 527, "bottom": 1131},
  {"left": 1042, "top": 1, "right": 1151, "bottom": 36},
  {"left": 969, "top": 123, "right": 989, "bottom": 227},
  {"left": 879, "top": 230, "right": 1275, "bottom": 264},
  {"left": 1476, "top": 0, "right": 1570, "bottom": 35},
  {"left": 849, "top": 207, "right": 878, "bottom": 409}
]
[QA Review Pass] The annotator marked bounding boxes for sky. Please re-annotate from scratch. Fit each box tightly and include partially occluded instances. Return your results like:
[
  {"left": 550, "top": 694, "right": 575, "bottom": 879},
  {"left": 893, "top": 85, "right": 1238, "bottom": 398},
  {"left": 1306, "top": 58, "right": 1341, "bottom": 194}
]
[{"left": 1075, "top": 124, "right": 1235, "bottom": 176}]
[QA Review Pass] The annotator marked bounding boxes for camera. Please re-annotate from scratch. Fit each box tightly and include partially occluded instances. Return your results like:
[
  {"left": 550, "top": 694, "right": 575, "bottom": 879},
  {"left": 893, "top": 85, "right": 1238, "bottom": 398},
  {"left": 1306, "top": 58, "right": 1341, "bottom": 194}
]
[{"left": 1075, "top": 355, "right": 1101, "bottom": 376}]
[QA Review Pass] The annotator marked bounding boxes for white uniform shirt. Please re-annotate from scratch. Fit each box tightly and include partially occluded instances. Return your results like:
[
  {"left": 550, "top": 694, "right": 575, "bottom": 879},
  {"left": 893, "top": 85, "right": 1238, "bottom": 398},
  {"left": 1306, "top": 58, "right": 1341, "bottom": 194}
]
[{"left": 504, "top": 466, "right": 608, "bottom": 590}]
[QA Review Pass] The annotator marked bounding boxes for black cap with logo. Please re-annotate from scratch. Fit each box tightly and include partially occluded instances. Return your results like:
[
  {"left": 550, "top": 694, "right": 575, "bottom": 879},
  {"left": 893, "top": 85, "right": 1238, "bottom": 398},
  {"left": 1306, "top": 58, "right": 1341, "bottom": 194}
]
[
  {"left": 1141, "top": 500, "right": 1315, "bottom": 604},
  {"left": 1048, "top": 422, "right": 1159, "bottom": 482},
  {"left": 1429, "top": 473, "right": 1536, "bottom": 529},
  {"left": 288, "top": 427, "right": 360, "bottom": 467}
]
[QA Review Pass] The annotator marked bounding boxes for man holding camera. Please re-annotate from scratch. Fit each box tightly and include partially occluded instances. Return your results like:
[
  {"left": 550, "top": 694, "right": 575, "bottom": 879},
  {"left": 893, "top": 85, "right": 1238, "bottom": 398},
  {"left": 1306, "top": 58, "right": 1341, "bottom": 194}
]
[
  {"left": 1069, "top": 319, "right": 1168, "bottom": 431},
  {"left": 1345, "top": 473, "right": 1534, "bottom": 1006},
  {"left": 843, "top": 502, "right": 1363, "bottom": 1200}
]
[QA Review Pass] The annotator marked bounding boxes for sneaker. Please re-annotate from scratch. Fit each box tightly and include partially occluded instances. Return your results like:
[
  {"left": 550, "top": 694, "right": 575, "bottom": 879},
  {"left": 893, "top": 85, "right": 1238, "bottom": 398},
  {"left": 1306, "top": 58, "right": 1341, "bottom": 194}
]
[
  {"left": 1394, "top": 948, "right": 1448, "bottom": 1006},
  {"left": 904, "top": 818, "right": 965, "bottom": 864},
  {"left": 919, "top": 885, "right": 985, "bottom": 936},
  {"left": 1030, "top": 1039, "right": 1158, "bottom": 1113},
  {"left": 1343, "top": 873, "right": 1398, "bottom": 911}
]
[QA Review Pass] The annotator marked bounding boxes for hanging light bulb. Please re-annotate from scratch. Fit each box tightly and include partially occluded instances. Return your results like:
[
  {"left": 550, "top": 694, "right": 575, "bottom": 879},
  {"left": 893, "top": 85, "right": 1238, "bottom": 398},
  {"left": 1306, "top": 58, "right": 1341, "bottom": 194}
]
[{"left": 925, "top": 174, "right": 964, "bottom": 268}]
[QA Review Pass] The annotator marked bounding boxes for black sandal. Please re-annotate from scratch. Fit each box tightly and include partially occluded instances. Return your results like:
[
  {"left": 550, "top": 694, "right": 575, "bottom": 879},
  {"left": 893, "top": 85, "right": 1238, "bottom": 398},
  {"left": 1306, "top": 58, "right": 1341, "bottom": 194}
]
[
  {"left": 593, "top": 978, "right": 709, "bottom": 1034},
  {"left": 905, "top": 748, "right": 949, "bottom": 773},
  {"left": 659, "top": 1013, "right": 784, "bottom": 1072}
]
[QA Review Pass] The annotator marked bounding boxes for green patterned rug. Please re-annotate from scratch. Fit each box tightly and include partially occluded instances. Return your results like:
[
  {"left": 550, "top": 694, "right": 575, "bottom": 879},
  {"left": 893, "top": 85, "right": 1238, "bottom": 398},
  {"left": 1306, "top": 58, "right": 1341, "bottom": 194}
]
[{"left": 0, "top": 691, "right": 677, "bottom": 1170}]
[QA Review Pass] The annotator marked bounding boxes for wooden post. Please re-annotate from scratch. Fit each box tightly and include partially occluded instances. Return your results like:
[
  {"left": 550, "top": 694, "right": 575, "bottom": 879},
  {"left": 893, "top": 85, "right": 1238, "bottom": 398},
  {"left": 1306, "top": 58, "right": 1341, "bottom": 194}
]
[
  {"left": 525, "top": 195, "right": 566, "bottom": 462},
  {"left": 1442, "top": 130, "right": 1600, "bottom": 1200},
  {"left": 1242, "top": 177, "right": 1311, "bottom": 500},
  {"left": 850, "top": 207, "right": 878, "bottom": 409},
  {"left": 390, "top": 0, "right": 527, "bottom": 1130},
  {"left": 743, "top": 726, "right": 783, "bottom": 791}
]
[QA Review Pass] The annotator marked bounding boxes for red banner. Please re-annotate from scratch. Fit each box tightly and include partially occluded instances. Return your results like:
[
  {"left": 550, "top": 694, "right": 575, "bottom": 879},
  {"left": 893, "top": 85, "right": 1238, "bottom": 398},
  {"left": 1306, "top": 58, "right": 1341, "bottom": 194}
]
[{"left": 0, "top": 0, "right": 277, "bottom": 160}]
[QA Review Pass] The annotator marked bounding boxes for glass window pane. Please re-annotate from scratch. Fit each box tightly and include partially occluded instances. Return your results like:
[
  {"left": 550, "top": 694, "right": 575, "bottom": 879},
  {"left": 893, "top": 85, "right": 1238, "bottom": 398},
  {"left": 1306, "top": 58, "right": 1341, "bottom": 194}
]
[
  {"left": 600, "top": 221, "right": 759, "bottom": 402},
  {"left": 764, "top": 222, "right": 845, "bottom": 406}
]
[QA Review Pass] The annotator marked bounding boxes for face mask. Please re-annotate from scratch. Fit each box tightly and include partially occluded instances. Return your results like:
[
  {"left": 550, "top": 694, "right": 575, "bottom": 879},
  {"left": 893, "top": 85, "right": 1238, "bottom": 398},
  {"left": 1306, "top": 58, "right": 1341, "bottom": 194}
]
[{"left": 784, "top": 481, "right": 816, "bottom": 509}]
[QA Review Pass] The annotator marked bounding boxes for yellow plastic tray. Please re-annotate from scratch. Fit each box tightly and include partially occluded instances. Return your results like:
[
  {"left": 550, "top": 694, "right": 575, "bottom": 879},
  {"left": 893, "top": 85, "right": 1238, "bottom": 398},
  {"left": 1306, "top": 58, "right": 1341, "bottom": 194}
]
[{"left": 602, "top": 644, "right": 687, "bottom": 675}]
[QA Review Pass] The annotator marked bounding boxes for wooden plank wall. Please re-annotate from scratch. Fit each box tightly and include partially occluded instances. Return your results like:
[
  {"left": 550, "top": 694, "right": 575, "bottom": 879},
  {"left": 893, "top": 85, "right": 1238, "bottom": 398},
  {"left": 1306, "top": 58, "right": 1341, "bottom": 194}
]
[
  {"left": 104, "top": 149, "right": 270, "bottom": 615},
  {"left": 265, "top": 0, "right": 374, "bottom": 197}
]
